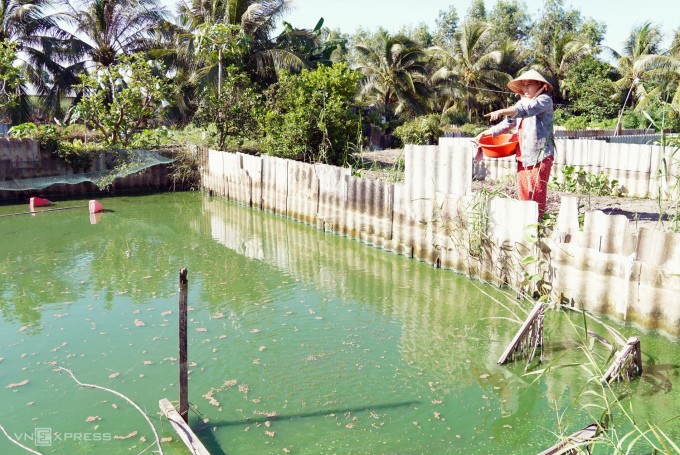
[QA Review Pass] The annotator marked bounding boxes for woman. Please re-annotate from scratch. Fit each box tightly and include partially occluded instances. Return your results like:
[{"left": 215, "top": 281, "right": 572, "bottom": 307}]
[{"left": 477, "top": 69, "right": 555, "bottom": 220}]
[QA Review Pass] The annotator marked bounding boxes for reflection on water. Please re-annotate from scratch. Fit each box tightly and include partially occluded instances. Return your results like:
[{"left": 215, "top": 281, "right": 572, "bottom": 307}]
[{"left": 0, "top": 193, "right": 678, "bottom": 454}]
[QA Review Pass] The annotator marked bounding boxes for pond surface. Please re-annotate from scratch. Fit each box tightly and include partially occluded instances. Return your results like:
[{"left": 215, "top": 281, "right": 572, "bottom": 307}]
[{"left": 1, "top": 192, "right": 678, "bottom": 454}]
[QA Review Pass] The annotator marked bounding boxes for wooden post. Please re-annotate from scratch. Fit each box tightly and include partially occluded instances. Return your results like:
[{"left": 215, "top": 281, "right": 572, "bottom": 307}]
[{"left": 179, "top": 267, "right": 189, "bottom": 423}]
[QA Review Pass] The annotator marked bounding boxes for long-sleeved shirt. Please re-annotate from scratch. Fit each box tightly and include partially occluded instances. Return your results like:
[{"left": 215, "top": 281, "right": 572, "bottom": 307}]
[{"left": 485, "top": 94, "right": 555, "bottom": 167}]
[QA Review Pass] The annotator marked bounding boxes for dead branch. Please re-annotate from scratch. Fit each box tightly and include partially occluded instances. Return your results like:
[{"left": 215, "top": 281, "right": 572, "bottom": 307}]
[
  {"left": 0, "top": 422, "right": 43, "bottom": 454},
  {"left": 55, "top": 367, "right": 163, "bottom": 455}
]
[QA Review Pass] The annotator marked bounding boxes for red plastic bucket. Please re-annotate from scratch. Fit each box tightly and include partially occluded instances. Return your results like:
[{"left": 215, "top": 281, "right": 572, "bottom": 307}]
[{"left": 478, "top": 134, "right": 518, "bottom": 158}]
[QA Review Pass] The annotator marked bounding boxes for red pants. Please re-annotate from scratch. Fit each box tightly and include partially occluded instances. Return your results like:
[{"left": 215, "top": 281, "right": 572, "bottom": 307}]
[{"left": 517, "top": 156, "right": 553, "bottom": 219}]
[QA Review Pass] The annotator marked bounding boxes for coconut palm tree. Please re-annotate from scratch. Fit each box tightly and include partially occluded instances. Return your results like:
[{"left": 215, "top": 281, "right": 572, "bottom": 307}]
[
  {"left": 631, "top": 28, "right": 680, "bottom": 115},
  {"left": 665, "top": 28, "right": 680, "bottom": 109},
  {"left": 431, "top": 21, "right": 511, "bottom": 121},
  {"left": 168, "top": 0, "right": 326, "bottom": 123},
  {"left": 177, "top": 0, "right": 308, "bottom": 85},
  {"left": 671, "top": 27, "right": 680, "bottom": 56},
  {"left": 35, "top": 0, "right": 175, "bottom": 122},
  {"left": 22, "top": 47, "right": 85, "bottom": 121},
  {"left": 609, "top": 22, "right": 665, "bottom": 111},
  {"left": 273, "top": 19, "right": 346, "bottom": 69},
  {"left": 0, "top": 0, "right": 57, "bottom": 42},
  {"left": 177, "top": 0, "right": 288, "bottom": 34},
  {"left": 0, "top": 0, "right": 65, "bottom": 122},
  {"left": 353, "top": 30, "right": 430, "bottom": 120},
  {"left": 530, "top": 27, "right": 591, "bottom": 103},
  {"left": 427, "top": 46, "right": 464, "bottom": 116},
  {"left": 57, "top": 0, "right": 173, "bottom": 68}
]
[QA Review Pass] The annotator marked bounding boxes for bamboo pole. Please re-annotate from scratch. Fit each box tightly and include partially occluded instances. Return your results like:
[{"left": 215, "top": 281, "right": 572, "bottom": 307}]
[
  {"left": 159, "top": 399, "right": 210, "bottom": 455},
  {"left": 179, "top": 267, "right": 189, "bottom": 423},
  {"left": 497, "top": 301, "right": 545, "bottom": 365},
  {"left": 537, "top": 422, "right": 601, "bottom": 455},
  {"left": 602, "top": 336, "right": 642, "bottom": 383}
]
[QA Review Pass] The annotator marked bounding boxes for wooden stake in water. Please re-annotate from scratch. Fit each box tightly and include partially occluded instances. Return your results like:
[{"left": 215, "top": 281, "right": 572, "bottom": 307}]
[
  {"left": 602, "top": 336, "right": 642, "bottom": 383},
  {"left": 159, "top": 399, "right": 210, "bottom": 455},
  {"left": 497, "top": 301, "right": 545, "bottom": 370},
  {"left": 179, "top": 267, "right": 189, "bottom": 423},
  {"left": 537, "top": 422, "right": 602, "bottom": 455}
]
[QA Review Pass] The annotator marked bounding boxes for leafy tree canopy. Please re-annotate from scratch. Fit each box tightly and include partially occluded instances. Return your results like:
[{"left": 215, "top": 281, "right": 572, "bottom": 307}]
[
  {"left": 467, "top": 0, "right": 487, "bottom": 22},
  {"left": 72, "top": 54, "right": 171, "bottom": 146},
  {"left": 531, "top": 0, "right": 605, "bottom": 52},
  {"left": 488, "top": 0, "right": 533, "bottom": 43},
  {"left": 398, "top": 23, "right": 433, "bottom": 48},
  {"left": 193, "top": 65, "right": 263, "bottom": 149},
  {"left": 563, "top": 54, "right": 620, "bottom": 121},
  {"left": 0, "top": 39, "right": 20, "bottom": 119},
  {"left": 433, "top": 5, "right": 459, "bottom": 48},
  {"left": 263, "top": 63, "right": 361, "bottom": 164}
]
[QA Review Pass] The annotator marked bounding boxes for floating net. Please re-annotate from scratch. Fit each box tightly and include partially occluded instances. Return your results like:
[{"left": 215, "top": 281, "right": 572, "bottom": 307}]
[{"left": 0, "top": 149, "right": 176, "bottom": 191}]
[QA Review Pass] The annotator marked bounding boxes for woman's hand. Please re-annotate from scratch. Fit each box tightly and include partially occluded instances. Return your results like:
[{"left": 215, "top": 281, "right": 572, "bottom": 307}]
[
  {"left": 484, "top": 110, "right": 502, "bottom": 122},
  {"left": 473, "top": 133, "right": 487, "bottom": 161},
  {"left": 484, "top": 107, "right": 517, "bottom": 122}
]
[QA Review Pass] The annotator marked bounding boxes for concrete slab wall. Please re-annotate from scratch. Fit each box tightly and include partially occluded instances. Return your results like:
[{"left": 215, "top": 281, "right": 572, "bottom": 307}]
[
  {"left": 207, "top": 149, "right": 228, "bottom": 198},
  {"left": 0, "top": 139, "right": 40, "bottom": 169},
  {"left": 286, "top": 160, "right": 319, "bottom": 224},
  {"left": 0, "top": 139, "right": 174, "bottom": 202},
  {"left": 548, "top": 209, "right": 680, "bottom": 335},
  {"left": 241, "top": 153, "right": 263, "bottom": 209},
  {"left": 315, "top": 163, "right": 350, "bottom": 232},
  {"left": 201, "top": 140, "right": 680, "bottom": 336},
  {"left": 343, "top": 176, "right": 394, "bottom": 248},
  {"left": 262, "top": 156, "right": 288, "bottom": 215},
  {"left": 475, "top": 138, "right": 674, "bottom": 199}
]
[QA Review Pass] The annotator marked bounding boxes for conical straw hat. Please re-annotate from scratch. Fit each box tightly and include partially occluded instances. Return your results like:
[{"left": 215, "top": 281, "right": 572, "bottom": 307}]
[{"left": 507, "top": 69, "right": 553, "bottom": 94}]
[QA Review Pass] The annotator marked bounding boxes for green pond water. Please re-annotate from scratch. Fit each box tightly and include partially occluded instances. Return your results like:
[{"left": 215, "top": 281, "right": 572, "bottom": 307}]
[{"left": 0, "top": 192, "right": 678, "bottom": 455}]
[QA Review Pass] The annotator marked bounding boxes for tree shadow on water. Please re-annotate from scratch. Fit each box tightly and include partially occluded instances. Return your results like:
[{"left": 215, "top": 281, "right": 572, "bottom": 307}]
[{"left": 190, "top": 400, "right": 421, "bottom": 454}]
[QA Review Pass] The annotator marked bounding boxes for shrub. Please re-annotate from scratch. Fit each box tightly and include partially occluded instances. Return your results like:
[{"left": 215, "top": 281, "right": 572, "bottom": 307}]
[
  {"left": 55, "top": 140, "right": 100, "bottom": 172},
  {"left": 129, "top": 127, "right": 171, "bottom": 149},
  {"left": 444, "top": 123, "right": 486, "bottom": 137},
  {"left": 7, "top": 122, "right": 38, "bottom": 138},
  {"left": 442, "top": 111, "right": 469, "bottom": 126},
  {"left": 7, "top": 122, "right": 99, "bottom": 172},
  {"left": 193, "top": 66, "right": 263, "bottom": 150},
  {"left": 588, "top": 117, "right": 617, "bottom": 129},
  {"left": 553, "top": 108, "right": 569, "bottom": 126},
  {"left": 640, "top": 101, "right": 680, "bottom": 132},
  {"left": 8, "top": 123, "right": 60, "bottom": 155},
  {"left": 621, "top": 109, "right": 645, "bottom": 129},
  {"left": 169, "top": 149, "right": 201, "bottom": 191},
  {"left": 72, "top": 54, "right": 171, "bottom": 147},
  {"left": 551, "top": 165, "right": 624, "bottom": 196},
  {"left": 562, "top": 115, "right": 589, "bottom": 130},
  {"left": 60, "top": 123, "right": 100, "bottom": 142},
  {"left": 263, "top": 63, "right": 361, "bottom": 165},
  {"left": 393, "top": 114, "right": 442, "bottom": 145},
  {"left": 170, "top": 124, "right": 219, "bottom": 148}
]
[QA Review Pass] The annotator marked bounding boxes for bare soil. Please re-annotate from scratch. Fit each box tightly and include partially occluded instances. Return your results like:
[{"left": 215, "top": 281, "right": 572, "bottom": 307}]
[{"left": 353, "top": 149, "right": 677, "bottom": 231}]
